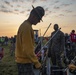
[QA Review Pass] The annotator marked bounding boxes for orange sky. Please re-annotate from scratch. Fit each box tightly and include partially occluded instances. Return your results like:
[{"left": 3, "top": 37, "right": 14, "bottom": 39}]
[{"left": 0, "top": 0, "right": 76, "bottom": 37}]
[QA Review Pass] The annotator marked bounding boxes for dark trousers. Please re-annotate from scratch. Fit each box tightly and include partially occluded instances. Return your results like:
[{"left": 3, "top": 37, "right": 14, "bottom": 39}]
[
  {"left": 17, "top": 63, "right": 35, "bottom": 75},
  {"left": 50, "top": 50, "right": 62, "bottom": 67}
]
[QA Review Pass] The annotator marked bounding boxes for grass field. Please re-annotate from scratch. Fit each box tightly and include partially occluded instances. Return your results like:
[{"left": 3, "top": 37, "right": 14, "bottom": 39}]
[
  {"left": 0, "top": 39, "right": 47, "bottom": 75},
  {"left": 0, "top": 45, "right": 18, "bottom": 75}
]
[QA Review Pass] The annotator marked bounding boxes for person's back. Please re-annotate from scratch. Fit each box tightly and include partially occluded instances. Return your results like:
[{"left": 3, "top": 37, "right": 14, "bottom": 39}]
[
  {"left": 15, "top": 20, "right": 35, "bottom": 63},
  {"left": 51, "top": 30, "right": 64, "bottom": 48}
]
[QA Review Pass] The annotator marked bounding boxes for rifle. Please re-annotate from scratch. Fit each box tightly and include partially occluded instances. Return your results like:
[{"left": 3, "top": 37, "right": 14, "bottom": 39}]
[
  {"left": 35, "top": 23, "right": 52, "bottom": 52},
  {"left": 35, "top": 23, "right": 52, "bottom": 61},
  {"left": 37, "top": 28, "right": 61, "bottom": 56}
]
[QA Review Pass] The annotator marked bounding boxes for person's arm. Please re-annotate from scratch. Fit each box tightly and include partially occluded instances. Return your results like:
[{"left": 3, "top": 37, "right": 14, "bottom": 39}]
[
  {"left": 22, "top": 27, "right": 41, "bottom": 68},
  {"left": 60, "top": 32, "right": 65, "bottom": 53},
  {"left": 48, "top": 33, "right": 53, "bottom": 57}
]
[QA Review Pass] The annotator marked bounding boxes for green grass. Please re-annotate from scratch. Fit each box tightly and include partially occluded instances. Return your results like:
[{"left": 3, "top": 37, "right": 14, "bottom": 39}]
[
  {"left": 0, "top": 39, "right": 48, "bottom": 75},
  {"left": 0, "top": 45, "right": 18, "bottom": 75}
]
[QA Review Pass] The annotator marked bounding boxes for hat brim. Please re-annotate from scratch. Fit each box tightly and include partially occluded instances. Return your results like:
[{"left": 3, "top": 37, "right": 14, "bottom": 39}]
[{"left": 32, "top": 5, "right": 43, "bottom": 22}]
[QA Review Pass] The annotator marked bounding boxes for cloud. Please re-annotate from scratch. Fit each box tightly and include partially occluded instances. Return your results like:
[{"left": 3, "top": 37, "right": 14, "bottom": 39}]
[
  {"left": 45, "top": 13, "right": 48, "bottom": 16},
  {"left": 19, "top": 0, "right": 24, "bottom": 3},
  {"left": 0, "top": 0, "right": 75, "bottom": 16},
  {"left": 65, "top": 10, "right": 72, "bottom": 13},
  {"left": 70, "top": 0, "right": 76, "bottom": 1},
  {"left": 73, "top": 15, "right": 76, "bottom": 17},
  {"left": 54, "top": 6, "right": 60, "bottom": 9},
  {"left": 59, "top": 14, "right": 64, "bottom": 16},
  {"left": 49, "top": 11, "right": 52, "bottom": 13},
  {"left": 32, "top": 0, "right": 36, "bottom": 3},
  {"left": 45, "top": 8, "right": 48, "bottom": 11},
  {"left": 12, "top": 0, "right": 18, "bottom": 2},
  {"left": 40, "top": 0, "right": 47, "bottom": 1},
  {"left": 10, "top": 5, "right": 13, "bottom": 7},
  {"left": 0, "top": 5, "right": 6, "bottom": 9},
  {"left": 27, "top": 9, "right": 30, "bottom": 12},
  {"left": 4, "top": 1, "right": 14, "bottom": 8},
  {"left": 4, "top": 1, "right": 10, "bottom": 5},
  {"left": 54, "top": 15, "right": 59, "bottom": 17},
  {"left": 0, "top": 9, "right": 13, "bottom": 13},
  {"left": 17, "top": 5, "right": 21, "bottom": 7},
  {"left": 20, "top": 11, "right": 25, "bottom": 13},
  {"left": 62, "top": 4, "right": 71, "bottom": 7},
  {"left": 14, "top": 9, "right": 19, "bottom": 11},
  {"left": 0, "top": 4, "right": 14, "bottom": 13},
  {"left": 54, "top": 1, "right": 59, "bottom": 3}
]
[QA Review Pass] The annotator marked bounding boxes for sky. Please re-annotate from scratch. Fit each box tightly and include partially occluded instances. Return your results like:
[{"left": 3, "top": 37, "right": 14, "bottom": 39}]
[{"left": 0, "top": 0, "right": 76, "bottom": 37}]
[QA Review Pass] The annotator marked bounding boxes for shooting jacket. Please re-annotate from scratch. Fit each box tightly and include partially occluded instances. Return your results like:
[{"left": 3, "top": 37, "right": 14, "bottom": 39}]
[
  {"left": 48, "top": 30, "right": 65, "bottom": 57},
  {"left": 15, "top": 20, "right": 41, "bottom": 68}
]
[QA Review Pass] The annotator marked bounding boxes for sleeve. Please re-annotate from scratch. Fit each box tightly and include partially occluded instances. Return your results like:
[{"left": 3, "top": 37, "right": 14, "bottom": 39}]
[
  {"left": 60, "top": 32, "right": 65, "bottom": 53},
  {"left": 48, "top": 33, "right": 53, "bottom": 57},
  {"left": 75, "top": 34, "right": 76, "bottom": 42},
  {"left": 22, "top": 27, "right": 41, "bottom": 68}
]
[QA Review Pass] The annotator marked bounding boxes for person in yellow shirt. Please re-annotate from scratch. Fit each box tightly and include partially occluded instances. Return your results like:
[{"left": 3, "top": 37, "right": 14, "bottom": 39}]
[{"left": 15, "top": 6, "right": 45, "bottom": 75}]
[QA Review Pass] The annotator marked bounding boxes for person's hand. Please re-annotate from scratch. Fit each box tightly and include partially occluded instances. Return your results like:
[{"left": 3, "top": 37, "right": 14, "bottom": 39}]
[
  {"left": 33, "top": 64, "right": 42, "bottom": 69},
  {"left": 68, "top": 64, "right": 76, "bottom": 71},
  {"left": 36, "top": 63, "right": 42, "bottom": 70},
  {"left": 34, "top": 62, "right": 42, "bottom": 70},
  {"left": 37, "top": 65, "right": 42, "bottom": 70}
]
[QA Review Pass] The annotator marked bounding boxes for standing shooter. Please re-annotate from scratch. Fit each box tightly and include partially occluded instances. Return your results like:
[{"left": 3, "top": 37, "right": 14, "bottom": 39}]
[
  {"left": 15, "top": 6, "right": 45, "bottom": 75},
  {"left": 48, "top": 24, "right": 65, "bottom": 68}
]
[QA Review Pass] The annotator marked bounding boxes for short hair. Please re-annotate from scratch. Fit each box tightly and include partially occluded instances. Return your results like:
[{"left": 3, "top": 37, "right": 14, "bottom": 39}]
[
  {"left": 54, "top": 24, "right": 59, "bottom": 27},
  {"left": 72, "top": 30, "right": 75, "bottom": 33}
]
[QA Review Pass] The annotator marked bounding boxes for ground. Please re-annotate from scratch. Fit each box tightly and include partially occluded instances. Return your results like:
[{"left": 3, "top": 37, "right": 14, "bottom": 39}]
[
  {"left": 0, "top": 44, "right": 74, "bottom": 75},
  {"left": 0, "top": 45, "right": 18, "bottom": 75}
]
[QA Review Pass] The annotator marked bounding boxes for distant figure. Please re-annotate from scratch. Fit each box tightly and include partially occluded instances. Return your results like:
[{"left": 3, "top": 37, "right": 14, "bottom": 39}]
[
  {"left": 1, "top": 37, "right": 5, "bottom": 46},
  {"left": 65, "top": 33, "right": 71, "bottom": 49},
  {"left": 5, "top": 36, "right": 8, "bottom": 46},
  {"left": 48, "top": 24, "right": 65, "bottom": 67},
  {"left": 0, "top": 46, "right": 4, "bottom": 61},
  {"left": 70, "top": 30, "right": 76, "bottom": 43},
  {"left": 64, "top": 33, "right": 72, "bottom": 61},
  {"left": 70, "top": 30, "right": 76, "bottom": 59},
  {"left": 10, "top": 41, "right": 14, "bottom": 56},
  {"left": 15, "top": 6, "right": 45, "bottom": 75}
]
